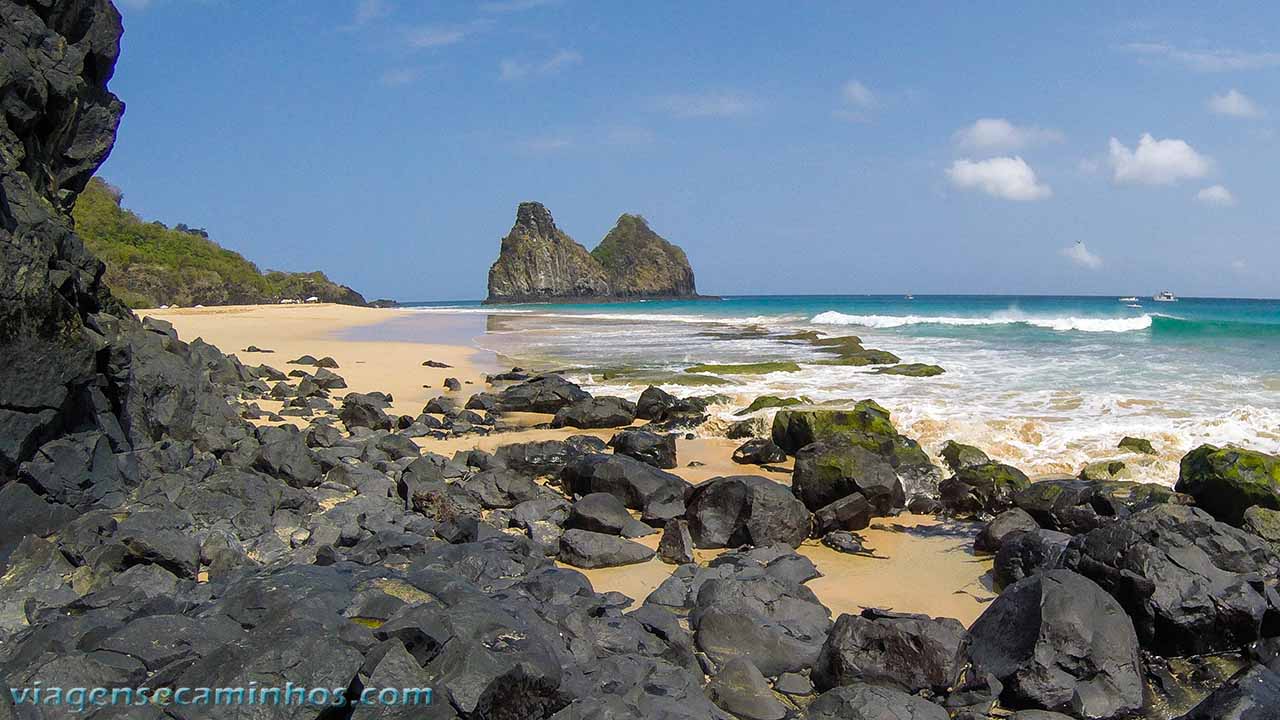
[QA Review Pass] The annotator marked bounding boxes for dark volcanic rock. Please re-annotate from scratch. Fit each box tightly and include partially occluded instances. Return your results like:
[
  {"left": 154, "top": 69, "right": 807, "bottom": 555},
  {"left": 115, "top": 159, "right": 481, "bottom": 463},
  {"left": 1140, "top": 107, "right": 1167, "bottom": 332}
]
[
  {"left": 814, "top": 608, "right": 966, "bottom": 695},
  {"left": 773, "top": 403, "right": 940, "bottom": 496},
  {"left": 793, "top": 442, "right": 904, "bottom": 514},
  {"left": 566, "top": 492, "right": 644, "bottom": 536},
  {"left": 686, "top": 475, "right": 811, "bottom": 549},
  {"left": 496, "top": 374, "right": 590, "bottom": 414},
  {"left": 732, "top": 438, "right": 787, "bottom": 465},
  {"left": 939, "top": 462, "right": 1030, "bottom": 517},
  {"left": 561, "top": 453, "right": 688, "bottom": 523},
  {"left": 340, "top": 392, "right": 394, "bottom": 432},
  {"left": 812, "top": 493, "right": 873, "bottom": 536},
  {"left": 1174, "top": 665, "right": 1280, "bottom": 720},
  {"left": 803, "top": 684, "right": 949, "bottom": 720},
  {"left": 975, "top": 507, "right": 1040, "bottom": 553},
  {"left": 965, "top": 570, "right": 1144, "bottom": 719},
  {"left": 940, "top": 440, "right": 990, "bottom": 472},
  {"left": 608, "top": 428, "right": 677, "bottom": 469},
  {"left": 635, "top": 385, "right": 677, "bottom": 422},
  {"left": 707, "top": 657, "right": 787, "bottom": 720},
  {"left": 552, "top": 396, "right": 637, "bottom": 429},
  {"left": 1177, "top": 444, "right": 1280, "bottom": 525},
  {"left": 993, "top": 528, "right": 1073, "bottom": 590},
  {"left": 0, "top": 0, "right": 125, "bottom": 475},
  {"left": 558, "top": 529, "right": 655, "bottom": 568},
  {"left": 658, "top": 518, "right": 694, "bottom": 564},
  {"left": 1061, "top": 503, "right": 1280, "bottom": 656}
]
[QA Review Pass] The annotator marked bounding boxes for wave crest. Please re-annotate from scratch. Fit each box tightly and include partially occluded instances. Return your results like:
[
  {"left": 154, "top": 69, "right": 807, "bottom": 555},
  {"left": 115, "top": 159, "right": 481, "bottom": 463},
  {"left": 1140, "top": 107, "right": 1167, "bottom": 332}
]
[{"left": 810, "top": 310, "right": 1154, "bottom": 333}]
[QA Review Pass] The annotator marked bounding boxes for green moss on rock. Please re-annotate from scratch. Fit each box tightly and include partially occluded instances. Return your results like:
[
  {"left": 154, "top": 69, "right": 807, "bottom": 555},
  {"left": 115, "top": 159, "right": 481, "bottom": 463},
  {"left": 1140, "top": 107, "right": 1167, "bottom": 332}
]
[
  {"left": 1079, "top": 460, "right": 1128, "bottom": 482},
  {"left": 734, "top": 395, "right": 808, "bottom": 416},
  {"left": 875, "top": 363, "right": 944, "bottom": 377},
  {"left": 685, "top": 361, "right": 802, "bottom": 375},
  {"left": 1176, "top": 444, "right": 1280, "bottom": 525},
  {"left": 1118, "top": 436, "right": 1157, "bottom": 455}
]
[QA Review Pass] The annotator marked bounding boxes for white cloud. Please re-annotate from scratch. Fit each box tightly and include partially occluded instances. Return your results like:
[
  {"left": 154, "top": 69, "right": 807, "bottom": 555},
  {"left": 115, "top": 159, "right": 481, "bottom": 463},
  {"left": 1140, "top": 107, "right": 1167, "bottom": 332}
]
[
  {"left": 379, "top": 67, "right": 419, "bottom": 87},
  {"left": 834, "top": 80, "right": 877, "bottom": 121},
  {"left": 1108, "top": 134, "right": 1211, "bottom": 186},
  {"left": 953, "top": 118, "right": 1064, "bottom": 153},
  {"left": 654, "top": 92, "right": 755, "bottom": 119},
  {"left": 407, "top": 25, "right": 472, "bottom": 48},
  {"left": 1062, "top": 242, "right": 1102, "bottom": 269},
  {"left": 500, "top": 49, "right": 582, "bottom": 80},
  {"left": 1124, "top": 42, "right": 1280, "bottom": 72},
  {"left": 1196, "top": 184, "right": 1236, "bottom": 206},
  {"left": 1208, "top": 89, "right": 1262, "bottom": 118},
  {"left": 946, "top": 156, "right": 1052, "bottom": 201}
]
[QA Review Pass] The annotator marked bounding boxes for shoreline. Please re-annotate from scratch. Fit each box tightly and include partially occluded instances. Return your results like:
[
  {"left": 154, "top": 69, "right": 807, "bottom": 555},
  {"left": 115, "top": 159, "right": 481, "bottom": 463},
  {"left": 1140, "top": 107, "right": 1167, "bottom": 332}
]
[{"left": 149, "top": 302, "right": 997, "bottom": 626}]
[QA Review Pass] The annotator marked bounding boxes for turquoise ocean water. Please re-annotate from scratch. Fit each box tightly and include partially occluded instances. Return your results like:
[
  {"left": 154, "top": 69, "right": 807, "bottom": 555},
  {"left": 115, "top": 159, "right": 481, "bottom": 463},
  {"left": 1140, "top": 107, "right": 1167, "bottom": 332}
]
[{"left": 404, "top": 295, "right": 1280, "bottom": 482}]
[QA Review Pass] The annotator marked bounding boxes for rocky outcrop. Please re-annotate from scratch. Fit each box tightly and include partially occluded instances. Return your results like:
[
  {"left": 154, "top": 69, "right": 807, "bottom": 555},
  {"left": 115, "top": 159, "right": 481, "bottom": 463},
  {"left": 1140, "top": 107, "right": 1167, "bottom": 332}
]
[
  {"left": 591, "top": 213, "right": 697, "bottom": 298},
  {"left": 1, "top": 0, "right": 125, "bottom": 473},
  {"left": 484, "top": 202, "right": 699, "bottom": 303}
]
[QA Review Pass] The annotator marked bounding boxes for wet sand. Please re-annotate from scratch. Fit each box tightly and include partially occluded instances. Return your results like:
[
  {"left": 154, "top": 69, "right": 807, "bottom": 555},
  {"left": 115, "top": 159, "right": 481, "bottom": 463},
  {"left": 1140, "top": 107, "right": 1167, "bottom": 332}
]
[{"left": 151, "top": 303, "right": 996, "bottom": 626}]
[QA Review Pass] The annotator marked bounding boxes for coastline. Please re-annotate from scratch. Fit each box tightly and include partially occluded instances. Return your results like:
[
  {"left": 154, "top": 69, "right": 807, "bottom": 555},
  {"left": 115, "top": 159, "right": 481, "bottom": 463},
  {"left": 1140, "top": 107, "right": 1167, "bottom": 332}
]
[{"left": 150, "top": 302, "right": 997, "bottom": 625}]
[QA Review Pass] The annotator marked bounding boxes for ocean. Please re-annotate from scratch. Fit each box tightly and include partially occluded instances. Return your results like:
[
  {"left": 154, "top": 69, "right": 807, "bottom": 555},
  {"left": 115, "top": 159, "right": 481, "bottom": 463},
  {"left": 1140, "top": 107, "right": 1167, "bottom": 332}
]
[{"left": 401, "top": 295, "right": 1280, "bottom": 483}]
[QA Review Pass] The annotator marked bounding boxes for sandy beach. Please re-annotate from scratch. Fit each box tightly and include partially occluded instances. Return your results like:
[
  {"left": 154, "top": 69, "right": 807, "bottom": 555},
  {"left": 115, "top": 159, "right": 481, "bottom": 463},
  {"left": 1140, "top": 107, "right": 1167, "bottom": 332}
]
[{"left": 146, "top": 303, "right": 996, "bottom": 626}]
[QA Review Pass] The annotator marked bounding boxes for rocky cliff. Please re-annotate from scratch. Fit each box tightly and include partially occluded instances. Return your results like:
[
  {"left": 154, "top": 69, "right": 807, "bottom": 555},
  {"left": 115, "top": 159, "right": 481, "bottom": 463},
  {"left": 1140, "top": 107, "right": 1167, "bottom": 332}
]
[
  {"left": 0, "top": 0, "right": 242, "bottom": 475},
  {"left": 484, "top": 202, "right": 699, "bottom": 303}
]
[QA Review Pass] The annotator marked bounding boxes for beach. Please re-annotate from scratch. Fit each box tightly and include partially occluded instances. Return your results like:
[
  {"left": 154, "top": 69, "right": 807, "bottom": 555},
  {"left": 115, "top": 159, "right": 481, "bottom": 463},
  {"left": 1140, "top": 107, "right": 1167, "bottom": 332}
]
[{"left": 144, "top": 302, "right": 997, "bottom": 625}]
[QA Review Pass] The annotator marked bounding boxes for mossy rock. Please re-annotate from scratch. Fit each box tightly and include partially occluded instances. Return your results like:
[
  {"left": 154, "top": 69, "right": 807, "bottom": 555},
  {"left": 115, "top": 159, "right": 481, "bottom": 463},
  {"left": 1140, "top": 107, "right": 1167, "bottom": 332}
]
[
  {"left": 813, "top": 349, "right": 901, "bottom": 367},
  {"left": 1176, "top": 444, "right": 1280, "bottom": 525},
  {"left": 771, "top": 402, "right": 897, "bottom": 453},
  {"left": 697, "top": 325, "right": 772, "bottom": 341},
  {"left": 776, "top": 330, "right": 825, "bottom": 342},
  {"left": 940, "top": 440, "right": 990, "bottom": 473},
  {"left": 809, "top": 335, "right": 864, "bottom": 351},
  {"left": 875, "top": 363, "right": 944, "bottom": 377},
  {"left": 1118, "top": 436, "right": 1157, "bottom": 455},
  {"left": 1242, "top": 506, "right": 1280, "bottom": 552},
  {"left": 734, "top": 395, "right": 809, "bottom": 416},
  {"left": 1079, "top": 460, "right": 1128, "bottom": 482},
  {"left": 1094, "top": 481, "right": 1193, "bottom": 513},
  {"left": 685, "top": 361, "right": 802, "bottom": 375},
  {"left": 939, "top": 462, "right": 1031, "bottom": 516}
]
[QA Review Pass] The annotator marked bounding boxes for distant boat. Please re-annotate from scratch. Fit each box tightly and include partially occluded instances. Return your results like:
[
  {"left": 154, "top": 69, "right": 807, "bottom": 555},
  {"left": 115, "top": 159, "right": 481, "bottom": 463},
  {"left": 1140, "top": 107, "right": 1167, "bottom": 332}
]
[
  {"left": 904, "top": 293, "right": 914, "bottom": 300},
  {"left": 1127, "top": 304, "right": 1142, "bottom": 308},
  {"left": 1152, "top": 291, "right": 1178, "bottom": 302},
  {"left": 1118, "top": 296, "right": 1139, "bottom": 302}
]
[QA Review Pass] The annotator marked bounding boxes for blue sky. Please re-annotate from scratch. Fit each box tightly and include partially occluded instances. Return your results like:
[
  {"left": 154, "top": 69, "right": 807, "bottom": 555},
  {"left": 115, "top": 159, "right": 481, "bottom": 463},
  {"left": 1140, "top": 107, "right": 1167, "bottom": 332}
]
[{"left": 100, "top": 1, "right": 1280, "bottom": 300}]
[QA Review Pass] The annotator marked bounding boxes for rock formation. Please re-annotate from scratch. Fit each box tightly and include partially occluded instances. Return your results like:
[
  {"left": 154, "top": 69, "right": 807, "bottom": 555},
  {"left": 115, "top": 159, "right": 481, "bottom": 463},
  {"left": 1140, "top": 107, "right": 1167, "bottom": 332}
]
[
  {"left": 592, "top": 213, "right": 697, "bottom": 298},
  {"left": 484, "top": 202, "right": 610, "bottom": 303},
  {"left": 484, "top": 202, "right": 699, "bottom": 303}
]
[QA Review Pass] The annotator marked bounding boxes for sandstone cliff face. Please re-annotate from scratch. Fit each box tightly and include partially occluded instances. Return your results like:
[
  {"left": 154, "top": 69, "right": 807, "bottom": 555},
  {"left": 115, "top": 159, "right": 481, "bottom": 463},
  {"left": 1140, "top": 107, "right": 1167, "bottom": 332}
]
[
  {"left": 484, "top": 203, "right": 698, "bottom": 303},
  {"left": 592, "top": 213, "right": 696, "bottom": 298},
  {"left": 485, "top": 202, "right": 610, "bottom": 303}
]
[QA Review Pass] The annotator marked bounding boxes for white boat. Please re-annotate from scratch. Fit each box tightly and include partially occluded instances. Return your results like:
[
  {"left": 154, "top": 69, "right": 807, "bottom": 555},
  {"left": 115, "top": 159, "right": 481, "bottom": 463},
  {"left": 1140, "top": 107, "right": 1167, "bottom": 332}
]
[
  {"left": 1152, "top": 291, "right": 1178, "bottom": 302},
  {"left": 1118, "top": 296, "right": 1139, "bottom": 302},
  {"left": 904, "top": 293, "right": 914, "bottom": 300}
]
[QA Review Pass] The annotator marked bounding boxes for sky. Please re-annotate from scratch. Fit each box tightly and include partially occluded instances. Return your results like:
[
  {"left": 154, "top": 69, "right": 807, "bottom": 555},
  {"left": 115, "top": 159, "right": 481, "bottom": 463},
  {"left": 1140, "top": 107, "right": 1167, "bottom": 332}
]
[{"left": 100, "top": 1, "right": 1280, "bottom": 300}]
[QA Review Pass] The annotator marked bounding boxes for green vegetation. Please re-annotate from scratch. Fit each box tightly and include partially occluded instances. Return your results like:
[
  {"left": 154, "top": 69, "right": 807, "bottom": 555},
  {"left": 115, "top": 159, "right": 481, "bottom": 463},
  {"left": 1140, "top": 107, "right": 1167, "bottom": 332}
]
[
  {"left": 685, "top": 361, "right": 803, "bottom": 375},
  {"left": 72, "top": 178, "right": 364, "bottom": 308}
]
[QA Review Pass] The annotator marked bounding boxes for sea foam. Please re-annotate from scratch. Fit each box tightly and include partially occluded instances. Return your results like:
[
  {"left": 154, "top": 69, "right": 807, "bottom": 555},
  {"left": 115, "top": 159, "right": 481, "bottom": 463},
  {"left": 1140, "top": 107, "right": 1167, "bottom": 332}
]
[{"left": 810, "top": 310, "right": 1154, "bottom": 333}]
